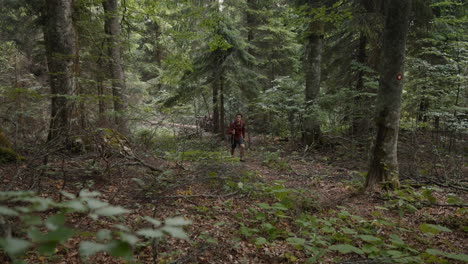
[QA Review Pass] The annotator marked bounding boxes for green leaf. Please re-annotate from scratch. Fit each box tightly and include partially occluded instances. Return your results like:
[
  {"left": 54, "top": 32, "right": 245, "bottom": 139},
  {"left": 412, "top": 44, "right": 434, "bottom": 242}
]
[
  {"left": 37, "top": 241, "right": 58, "bottom": 255},
  {"left": 447, "top": 194, "right": 462, "bottom": 205},
  {"left": 389, "top": 234, "right": 406, "bottom": 246},
  {"left": 0, "top": 205, "right": 18, "bottom": 216},
  {"left": 329, "top": 244, "right": 364, "bottom": 254},
  {"left": 341, "top": 227, "right": 357, "bottom": 234},
  {"left": 113, "top": 224, "right": 130, "bottom": 232},
  {"left": 422, "top": 189, "right": 436, "bottom": 204},
  {"left": 60, "top": 191, "right": 76, "bottom": 199},
  {"left": 94, "top": 206, "right": 130, "bottom": 216},
  {"left": 62, "top": 200, "right": 86, "bottom": 211},
  {"left": 85, "top": 198, "right": 108, "bottom": 209},
  {"left": 106, "top": 240, "right": 133, "bottom": 259},
  {"left": 254, "top": 237, "right": 268, "bottom": 246},
  {"left": 426, "top": 248, "right": 468, "bottom": 262},
  {"left": 362, "top": 244, "right": 379, "bottom": 254},
  {"left": 79, "top": 189, "right": 101, "bottom": 198},
  {"left": 79, "top": 241, "right": 107, "bottom": 258},
  {"left": 272, "top": 203, "right": 288, "bottom": 211},
  {"left": 96, "top": 229, "right": 112, "bottom": 241},
  {"left": 286, "top": 237, "right": 306, "bottom": 246},
  {"left": 0, "top": 237, "right": 32, "bottom": 256},
  {"left": 20, "top": 215, "right": 42, "bottom": 226},
  {"left": 45, "top": 214, "right": 65, "bottom": 231},
  {"left": 419, "top": 223, "right": 452, "bottom": 235},
  {"left": 161, "top": 226, "right": 188, "bottom": 239},
  {"left": 143, "top": 216, "right": 162, "bottom": 227},
  {"left": 257, "top": 203, "right": 271, "bottom": 209},
  {"left": 165, "top": 216, "right": 191, "bottom": 226},
  {"left": 357, "top": 235, "right": 382, "bottom": 243},
  {"left": 386, "top": 250, "right": 405, "bottom": 258},
  {"left": 136, "top": 228, "right": 163, "bottom": 238},
  {"left": 120, "top": 233, "right": 139, "bottom": 245},
  {"left": 28, "top": 226, "right": 75, "bottom": 244}
]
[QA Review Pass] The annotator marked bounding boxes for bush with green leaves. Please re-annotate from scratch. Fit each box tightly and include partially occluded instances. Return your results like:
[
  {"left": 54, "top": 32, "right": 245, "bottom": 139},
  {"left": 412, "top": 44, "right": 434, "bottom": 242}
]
[
  {"left": 0, "top": 190, "right": 191, "bottom": 263},
  {"left": 231, "top": 179, "right": 467, "bottom": 263}
]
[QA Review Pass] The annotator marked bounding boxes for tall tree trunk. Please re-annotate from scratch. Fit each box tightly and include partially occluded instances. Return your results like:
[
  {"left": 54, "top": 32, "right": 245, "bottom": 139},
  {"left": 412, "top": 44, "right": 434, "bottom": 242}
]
[
  {"left": 96, "top": 41, "right": 108, "bottom": 127},
  {"left": 220, "top": 74, "right": 225, "bottom": 138},
  {"left": 303, "top": 30, "right": 323, "bottom": 145},
  {"left": 246, "top": 0, "right": 256, "bottom": 59},
  {"left": 351, "top": 33, "right": 370, "bottom": 136},
  {"left": 365, "top": 0, "right": 411, "bottom": 190},
  {"left": 212, "top": 72, "right": 219, "bottom": 134},
  {"left": 44, "top": 0, "right": 76, "bottom": 144},
  {"left": 153, "top": 22, "right": 163, "bottom": 91},
  {"left": 73, "top": 24, "right": 86, "bottom": 130},
  {"left": 102, "top": 0, "right": 126, "bottom": 132}
]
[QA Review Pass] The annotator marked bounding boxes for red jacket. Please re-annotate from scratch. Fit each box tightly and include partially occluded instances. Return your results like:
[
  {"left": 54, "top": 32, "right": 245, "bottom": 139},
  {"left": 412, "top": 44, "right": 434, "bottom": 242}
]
[{"left": 229, "top": 120, "right": 246, "bottom": 140}]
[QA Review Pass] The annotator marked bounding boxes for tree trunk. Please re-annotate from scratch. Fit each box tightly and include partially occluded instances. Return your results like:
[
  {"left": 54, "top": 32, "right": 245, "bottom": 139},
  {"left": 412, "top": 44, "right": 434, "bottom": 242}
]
[
  {"left": 212, "top": 73, "right": 219, "bottom": 134},
  {"left": 246, "top": 0, "right": 256, "bottom": 58},
  {"left": 153, "top": 22, "right": 163, "bottom": 91},
  {"left": 351, "top": 33, "right": 370, "bottom": 136},
  {"left": 44, "top": 0, "right": 76, "bottom": 144},
  {"left": 102, "top": 0, "right": 126, "bottom": 132},
  {"left": 303, "top": 31, "right": 323, "bottom": 145},
  {"left": 365, "top": 0, "right": 411, "bottom": 191},
  {"left": 220, "top": 75, "right": 225, "bottom": 138},
  {"left": 73, "top": 24, "right": 86, "bottom": 130}
]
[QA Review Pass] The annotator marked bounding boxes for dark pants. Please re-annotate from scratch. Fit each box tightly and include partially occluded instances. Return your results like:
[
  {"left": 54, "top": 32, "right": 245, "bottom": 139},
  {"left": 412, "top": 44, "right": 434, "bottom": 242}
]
[{"left": 231, "top": 137, "right": 244, "bottom": 149}]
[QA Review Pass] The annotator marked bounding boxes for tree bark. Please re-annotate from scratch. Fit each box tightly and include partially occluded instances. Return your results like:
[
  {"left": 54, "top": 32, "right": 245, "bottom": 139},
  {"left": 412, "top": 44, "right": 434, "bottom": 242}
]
[
  {"left": 351, "top": 33, "right": 371, "bottom": 136},
  {"left": 220, "top": 74, "right": 225, "bottom": 138},
  {"left": 102, "top": 0, "right": 126, "bottom": 132},
  {"left": 212, "top": 72, "right": 219, "bottom": 134},
  {"left": 44, "top": 0, "right": 76, "bottom": 144},
  {"left": 303, "top": 31, "right": 323, "bottom": 145},
  {"left": 365, "top": 0, "right": 411, "bottom": 191},
  {"left": 153, "top": 22, "right": 163, "bottom": 91}
]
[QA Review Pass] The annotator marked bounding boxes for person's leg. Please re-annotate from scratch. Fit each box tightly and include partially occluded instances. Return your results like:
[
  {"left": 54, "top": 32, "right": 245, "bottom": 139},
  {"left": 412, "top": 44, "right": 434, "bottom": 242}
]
[
  {"left": 240, "top": 144, "right": 245, "bottom": 161},
  {"left": 231, "top": 140, "right": 237, "bottom": 156},
  {"left": 239, "top": 137, "right": 245, "bottom": 161}
]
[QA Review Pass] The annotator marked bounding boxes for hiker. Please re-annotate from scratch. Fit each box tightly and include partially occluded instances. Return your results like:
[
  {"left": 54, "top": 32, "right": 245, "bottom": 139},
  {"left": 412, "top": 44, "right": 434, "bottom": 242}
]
[{"left": 229, "top": 113, "right": 246, "bottom": 162}]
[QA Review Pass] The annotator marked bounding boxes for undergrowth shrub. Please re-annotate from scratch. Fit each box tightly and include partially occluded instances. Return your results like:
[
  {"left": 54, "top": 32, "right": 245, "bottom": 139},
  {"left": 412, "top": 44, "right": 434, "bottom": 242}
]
[{"left": 0, "top": 190, "right": 191, "bottom": 263}]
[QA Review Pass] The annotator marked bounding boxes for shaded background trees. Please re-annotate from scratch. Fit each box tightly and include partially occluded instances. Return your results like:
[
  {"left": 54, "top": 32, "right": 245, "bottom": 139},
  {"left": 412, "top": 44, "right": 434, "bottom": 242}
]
[{"left": 0, "top": 0, "right": 465, "bottom": 187}]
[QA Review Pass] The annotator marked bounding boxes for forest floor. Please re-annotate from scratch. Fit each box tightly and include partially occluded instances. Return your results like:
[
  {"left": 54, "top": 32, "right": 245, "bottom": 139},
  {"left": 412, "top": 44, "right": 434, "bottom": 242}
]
[{"left": 0, "top": 133, "right": 467, "bottom": 264}]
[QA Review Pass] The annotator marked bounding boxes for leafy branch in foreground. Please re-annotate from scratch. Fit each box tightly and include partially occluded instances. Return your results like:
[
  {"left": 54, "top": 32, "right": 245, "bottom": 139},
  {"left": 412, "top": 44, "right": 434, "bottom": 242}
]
[{"left": 0, "top": 189, "right": 191, "bottom": 263}]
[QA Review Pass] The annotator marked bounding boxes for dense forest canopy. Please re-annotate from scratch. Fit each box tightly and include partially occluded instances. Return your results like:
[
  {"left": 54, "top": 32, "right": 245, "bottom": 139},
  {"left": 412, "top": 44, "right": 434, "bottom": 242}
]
[{"left": 0, "top": 0, "right": 466, "bottom": 263}]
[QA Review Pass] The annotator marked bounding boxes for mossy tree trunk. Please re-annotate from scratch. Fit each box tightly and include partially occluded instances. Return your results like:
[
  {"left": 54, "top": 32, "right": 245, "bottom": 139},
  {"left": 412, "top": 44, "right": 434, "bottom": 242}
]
[
  {"left": 44, "top": 0, "right": 76, "bottom": 144},
  {"left": 103, "top": 0, "right": 127, "bottom": 133},
  {"left": 365, "top": 0, "right": 411, "bottom": 191},
  {"left": 212, "top": 72, "right": 219, "bottom": 134},
  {"left": 303, "top": 30, "right": 323, "bottom": 145}
]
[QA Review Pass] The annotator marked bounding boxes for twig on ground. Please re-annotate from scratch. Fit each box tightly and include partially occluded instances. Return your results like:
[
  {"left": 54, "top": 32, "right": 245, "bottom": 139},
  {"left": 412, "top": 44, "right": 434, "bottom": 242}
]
[{"left": 153, "top": 191, "right": 239, "bottom": 199}]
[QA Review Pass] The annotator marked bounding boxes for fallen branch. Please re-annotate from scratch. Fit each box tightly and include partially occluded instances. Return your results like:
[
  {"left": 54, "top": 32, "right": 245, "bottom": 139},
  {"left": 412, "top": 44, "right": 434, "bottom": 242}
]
[
  {"left": 425, "top": 180, "right": 468, "bottom": 192},
  {"left": 427, "top": 203, "right": 468, "bottom": 208},
  {"left": 153, "top": 191, "right": 239, "bottom": 199},
  {"left": 130, "top": 157, "right": 163, "bottom": 172}
]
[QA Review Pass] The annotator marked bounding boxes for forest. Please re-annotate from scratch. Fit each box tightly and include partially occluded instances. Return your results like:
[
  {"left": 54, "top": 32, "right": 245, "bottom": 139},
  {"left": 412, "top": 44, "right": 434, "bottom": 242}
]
[{"left": 0, "top": 0, "right": 466, "bottom": 263}]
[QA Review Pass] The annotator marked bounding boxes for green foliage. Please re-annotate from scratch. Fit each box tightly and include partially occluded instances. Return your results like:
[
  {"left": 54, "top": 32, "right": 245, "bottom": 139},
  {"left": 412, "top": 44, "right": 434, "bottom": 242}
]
[
  {"left": 229, "top": 177, "right": 466, "bottom": 263},
  {"left": 248, "top": 76, "right": 304, "bottom": 137},
  {"left": 261, "top": 150, "right": 291, "bottom": 171},
  {"left": 167, "top": 149, "right": 235, "bottom": 163},
  {"left": 382, "top": 186, "right": 442, "bottom": 216},
  {"left": 0, "top": 190, "right": 190, "bottom": 262},
  {"left": 419, "top": 223, "right": 452, "bottom": 235},
  {"left": 0, "top": 147, "right": 21, "bottom": 164}
]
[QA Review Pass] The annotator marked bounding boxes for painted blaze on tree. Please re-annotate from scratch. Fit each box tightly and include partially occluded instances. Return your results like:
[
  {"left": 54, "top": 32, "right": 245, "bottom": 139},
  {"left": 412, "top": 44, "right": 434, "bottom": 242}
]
[{"left": 365, "top": 0, "right": 412, "bottom": 190}]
